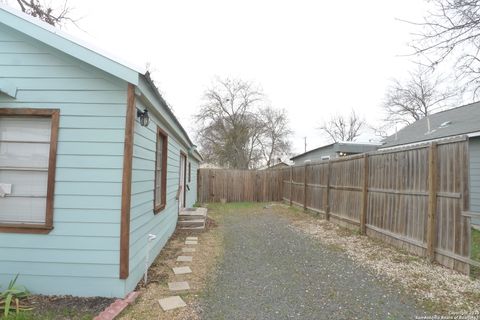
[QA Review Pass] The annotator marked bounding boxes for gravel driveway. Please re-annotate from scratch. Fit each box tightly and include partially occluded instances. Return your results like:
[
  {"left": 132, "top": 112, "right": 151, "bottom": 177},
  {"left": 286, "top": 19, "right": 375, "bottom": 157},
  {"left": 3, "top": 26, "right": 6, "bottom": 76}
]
[{"left": 200, "top": 208, "right": 426, "bottom": 319}]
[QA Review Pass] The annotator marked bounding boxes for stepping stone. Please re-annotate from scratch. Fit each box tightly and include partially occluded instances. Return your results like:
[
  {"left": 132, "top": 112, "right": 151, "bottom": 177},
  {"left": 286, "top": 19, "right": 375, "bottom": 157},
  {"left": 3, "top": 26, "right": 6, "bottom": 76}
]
[
  {"left": 177, "top": 256, "right": 193, "bottom": 262},
  {"left": 185, "top": 240, "right": 198, "bottom": 245},
  {"left": 182, "top": 247, "right": 196, "bottom": 253},
  {"left": 186, "top": 236, "right": 198, "bottom": 241},
  {"left": 168, "top": 281, "right": 190, "bottom": 291},
  {"left": 172, "top": 266, "right": 192, "bottom": 275},
  {"left": 158, "top": 296, "right": 186, "bottom": 311}
]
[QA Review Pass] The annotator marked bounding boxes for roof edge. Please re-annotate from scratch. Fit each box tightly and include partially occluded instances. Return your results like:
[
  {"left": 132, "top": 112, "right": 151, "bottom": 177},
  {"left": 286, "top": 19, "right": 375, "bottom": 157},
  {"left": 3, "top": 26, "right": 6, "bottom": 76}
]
[
  {"left": 290, "top": 143, "right": 335, "bottom": 160},
  {"left": 0, "top": 3, "right": 145, "bottom": 83},
  {"left": 139, "top": 73, "right": 202, "bottom": 161}
]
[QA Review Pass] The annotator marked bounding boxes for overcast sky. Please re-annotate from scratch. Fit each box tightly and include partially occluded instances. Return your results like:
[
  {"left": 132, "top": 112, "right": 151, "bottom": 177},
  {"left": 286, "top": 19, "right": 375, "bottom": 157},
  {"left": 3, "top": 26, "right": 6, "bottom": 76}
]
[{"left": 6, "top": 0, "right": 434, "bottom": 155}]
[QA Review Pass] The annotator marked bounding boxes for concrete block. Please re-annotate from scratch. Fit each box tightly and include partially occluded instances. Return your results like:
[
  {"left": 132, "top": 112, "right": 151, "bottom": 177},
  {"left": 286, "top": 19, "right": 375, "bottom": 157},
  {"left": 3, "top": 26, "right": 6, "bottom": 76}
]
[
  {"left": 177, "top": 256, "right": 193, "bottom": 262},
  {"left": 172, "top": 266, "right": 192, "bottom": 275},
  {"left": 158, "top": 296, "right": 187, "bottom": 311},
  {"left": 168, "top": 281, "right": 190, "bottom": 291}
]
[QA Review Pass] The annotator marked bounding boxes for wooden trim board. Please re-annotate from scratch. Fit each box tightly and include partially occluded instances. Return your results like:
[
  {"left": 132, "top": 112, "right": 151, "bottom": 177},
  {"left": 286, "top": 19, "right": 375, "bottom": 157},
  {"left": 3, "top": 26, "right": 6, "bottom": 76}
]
[
  {"left": 154, "top": 126, "right": 168, "bottom": 213},
  {"left": 0, "top": 108, "right": 59, "bottom": 234},
  {"left": 119, "top": 84, "right": 136, "bottom": 279}
]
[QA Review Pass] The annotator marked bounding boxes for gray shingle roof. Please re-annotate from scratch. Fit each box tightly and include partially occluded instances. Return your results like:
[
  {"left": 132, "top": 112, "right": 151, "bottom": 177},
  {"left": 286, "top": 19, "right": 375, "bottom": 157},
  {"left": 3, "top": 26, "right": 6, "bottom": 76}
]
[{"left": 382, "top": 101, "right": 480, "bottom": 148}]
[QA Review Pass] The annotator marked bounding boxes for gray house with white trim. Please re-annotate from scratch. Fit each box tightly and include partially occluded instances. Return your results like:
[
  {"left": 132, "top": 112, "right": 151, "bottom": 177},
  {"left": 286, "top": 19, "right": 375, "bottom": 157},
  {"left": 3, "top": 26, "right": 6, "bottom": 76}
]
[{"left": 290, "top": 142, "right": 380, "bottom": 165}]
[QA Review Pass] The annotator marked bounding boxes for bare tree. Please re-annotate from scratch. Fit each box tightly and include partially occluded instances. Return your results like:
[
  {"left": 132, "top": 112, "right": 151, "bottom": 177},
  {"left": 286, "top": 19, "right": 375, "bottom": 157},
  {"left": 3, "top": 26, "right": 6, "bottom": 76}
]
[
  {"left": 408, "top": 0, "right": 480, "bottom": 96},
  {"left": 195, "top": 78, "right": 292, "bottom": 169},
  {"left": 318, "top": 110, "right": 366, "bottom": 143},
  {"left": 195, "top": 78, "right": 264, "bottom": 169},
  {"left": 382, "top": 67, "right": 455, "bottom": 126},
  {"left": 11, "top": 0, "right": 75, "bottom": 26},
  {"left": 258, "top": 107, "right": 292, "bottom": 168}
]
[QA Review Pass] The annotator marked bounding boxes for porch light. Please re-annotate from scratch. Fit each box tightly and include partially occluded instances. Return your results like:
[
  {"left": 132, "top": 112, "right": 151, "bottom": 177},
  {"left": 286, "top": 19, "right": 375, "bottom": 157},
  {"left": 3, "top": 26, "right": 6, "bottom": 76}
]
[{"left": 137, "top": 108, "right": 150, "bottom": 127}]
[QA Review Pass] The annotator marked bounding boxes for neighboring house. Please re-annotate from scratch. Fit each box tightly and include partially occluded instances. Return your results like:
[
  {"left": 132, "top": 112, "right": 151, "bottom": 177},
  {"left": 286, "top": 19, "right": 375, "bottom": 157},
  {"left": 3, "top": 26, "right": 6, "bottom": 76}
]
[
  {"left": 381, "top": 101, "right": 480, "bottom": 226},
  {"left": 259, "top": 161, "right": 290, "bottom": 170},
  {"left": 0, "top": 5, "right": 202, "bottom": 298},
  {"left": 290, "top": 142, "right": 380, "bottom": 165}
]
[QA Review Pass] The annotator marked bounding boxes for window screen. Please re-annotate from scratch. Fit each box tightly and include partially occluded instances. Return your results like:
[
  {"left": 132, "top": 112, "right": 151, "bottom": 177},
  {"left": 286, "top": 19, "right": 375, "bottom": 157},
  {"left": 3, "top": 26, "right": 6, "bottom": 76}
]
[{"left": 0, "top": 116, "right": 52, "bottom": 224}]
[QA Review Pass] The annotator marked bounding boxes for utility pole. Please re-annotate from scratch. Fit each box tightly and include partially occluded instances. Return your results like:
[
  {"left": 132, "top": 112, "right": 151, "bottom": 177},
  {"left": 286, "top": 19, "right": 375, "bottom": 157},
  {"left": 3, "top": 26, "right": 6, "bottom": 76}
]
[{"left": 304, "top": 136, "right": 307, "bottom": 153}]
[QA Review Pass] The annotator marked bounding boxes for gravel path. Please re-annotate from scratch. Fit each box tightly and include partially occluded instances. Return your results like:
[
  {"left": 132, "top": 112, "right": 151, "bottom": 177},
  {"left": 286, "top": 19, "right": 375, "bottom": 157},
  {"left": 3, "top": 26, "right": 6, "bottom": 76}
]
[{"left": 201, "top": 209, "right": 427, "bottom": 319}]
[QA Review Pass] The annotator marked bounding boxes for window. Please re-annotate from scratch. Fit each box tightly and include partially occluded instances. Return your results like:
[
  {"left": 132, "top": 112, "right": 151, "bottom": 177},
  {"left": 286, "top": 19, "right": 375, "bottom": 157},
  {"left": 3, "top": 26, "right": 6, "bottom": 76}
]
[
  {"left": 0, "top": 108, "right": 59, "bottom": 233},
  {"left": 154, "top": 127, "right": 168, "bottom": 213},
  {"left": 188, "top": 162, "right": 191, "bottom": 183}
]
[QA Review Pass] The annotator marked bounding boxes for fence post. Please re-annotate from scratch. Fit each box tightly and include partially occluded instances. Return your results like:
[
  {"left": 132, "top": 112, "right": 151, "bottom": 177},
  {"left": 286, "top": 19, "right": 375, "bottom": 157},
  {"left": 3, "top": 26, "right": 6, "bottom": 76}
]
[
  {"left": 209, "top": 170, "right": 215, "bottom": 202},
  {"left": 427, "top": 142, "right": 438, "bottom": 262},
  {"left": 255, "top": 171, "right": 260, "bottom": 202},
  {"left": 324, "top": 161, "right": 331, "bottom": 220},
  {"left": 289, "top": 166, "right": 293, "bottom": 206},
  {"left": 304, "top": 163, "right": 308, "bottom": 211},
  {"left": 197, "top": 169, "right": 201, "bottom": 203},
  {"left": 360, "top": 154, "right": 369, "bottom": 234},
  {"left": 278, "top": 169, "right": 283, "bottom": 201}
]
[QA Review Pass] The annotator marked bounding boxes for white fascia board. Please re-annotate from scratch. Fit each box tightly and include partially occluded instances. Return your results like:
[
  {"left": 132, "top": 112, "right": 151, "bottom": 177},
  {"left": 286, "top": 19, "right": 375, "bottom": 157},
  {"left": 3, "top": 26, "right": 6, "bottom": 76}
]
[
  {"left": 378, "top": 134, "right": 470, "bottom": 151},
  {"left": 467, "top": 131, "right": 480, "bottom": 138},
  {"left": 190, "top": 149, "right": 203, "bottom": 162}
]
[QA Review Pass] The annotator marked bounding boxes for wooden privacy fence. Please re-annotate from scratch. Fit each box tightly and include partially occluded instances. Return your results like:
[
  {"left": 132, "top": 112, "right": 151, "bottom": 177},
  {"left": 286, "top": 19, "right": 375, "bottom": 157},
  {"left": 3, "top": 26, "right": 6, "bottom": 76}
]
[
  {"left": 197, "top": 169, "right": 283, "bottom": 203},
  {"left": 197, "top": 137, "right": 477, "bottom": 274}
]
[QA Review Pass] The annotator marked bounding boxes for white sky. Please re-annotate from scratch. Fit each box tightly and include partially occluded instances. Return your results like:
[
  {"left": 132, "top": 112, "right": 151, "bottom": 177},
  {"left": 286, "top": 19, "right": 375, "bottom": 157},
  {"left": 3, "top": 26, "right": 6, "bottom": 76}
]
[{"left": 7, "top": 0, "right": 433, "bottom": 155}]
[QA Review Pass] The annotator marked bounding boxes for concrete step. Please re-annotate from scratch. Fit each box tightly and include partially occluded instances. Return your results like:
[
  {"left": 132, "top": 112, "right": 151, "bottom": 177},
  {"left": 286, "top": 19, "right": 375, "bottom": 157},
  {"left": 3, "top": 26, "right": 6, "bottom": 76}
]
[
  {"left": 178, "top": 215, "right": 206, "bottom": 221},
  {"left": 177, "top": 208, "right": 207, "bottom": 230},
  {"left": 179, "top": 207, "right": 207, "bottom": 217},
  {"left": 178, "top": 219, "right": 205, "bottom": 224},
  {"left": 178, "top": 220, "right": 205, "bottom": 228},
  {"left": 180, "top": 226, "right": 205, "bottom": 231}
]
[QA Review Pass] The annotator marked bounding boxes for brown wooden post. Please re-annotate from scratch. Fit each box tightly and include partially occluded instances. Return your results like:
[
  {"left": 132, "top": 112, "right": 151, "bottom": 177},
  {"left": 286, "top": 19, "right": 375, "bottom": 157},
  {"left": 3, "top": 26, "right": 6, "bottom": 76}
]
[
  {"left": 289, "top": 166, "right": 293, "bottom": 206},
  {"left": 197, "top": 169, "right": 201, "bottom": 203},
  {"left": 427, "top": 142, "right": 438, "bottom": 262},
  {"left": 360, "top": 153, "right": 369, "bottom": 234},
  {"left": 255, "top": 171, "right": 260, "bottom": 202},
  {"left": 209, "top": 170, "right": 215, "bottom": 202},
  {"left": 304, "top": 163, "right": 308, "bottom": 211},
  {"left": 278, "top": 169, "right": 283, "bottom": 202},
  {"left": 462, "top": 140, "right": 471, "bottom": 274},
  {"left": 324, "top": 161, "right": 331, "bottom": 220}
]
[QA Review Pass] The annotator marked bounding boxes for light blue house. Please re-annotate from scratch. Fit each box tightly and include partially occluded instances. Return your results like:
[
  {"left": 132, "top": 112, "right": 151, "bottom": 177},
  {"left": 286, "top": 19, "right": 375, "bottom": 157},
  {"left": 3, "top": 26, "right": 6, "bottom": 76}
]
[{"left": 0, "top": 4, "right": 201, "bottom": 297}]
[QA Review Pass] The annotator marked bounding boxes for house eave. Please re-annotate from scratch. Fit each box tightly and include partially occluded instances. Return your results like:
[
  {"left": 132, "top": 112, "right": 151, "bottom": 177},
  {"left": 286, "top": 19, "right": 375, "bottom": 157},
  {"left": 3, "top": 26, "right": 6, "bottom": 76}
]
[
  {"left": 0, "top": 3, "right": 143, "bottom": 85},
  {"left": 136, "top": 75, "right": 202, "bottom": 160}
]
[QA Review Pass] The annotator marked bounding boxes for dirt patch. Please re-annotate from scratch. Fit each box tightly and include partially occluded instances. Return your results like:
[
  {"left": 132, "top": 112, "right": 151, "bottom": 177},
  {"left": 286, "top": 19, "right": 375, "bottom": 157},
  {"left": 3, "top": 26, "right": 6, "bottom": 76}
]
[
  {"left": 23, "top": 295, "right": 113, "bottom": 319},
  {"left": 118, "top": 214, "right": 223, "bottom": 320},
  {"left": 274, "top": 204, "right": 480, "bottom": 315},
  {"left": 205, "top": 216, "right": 218, "bottom": 228}
]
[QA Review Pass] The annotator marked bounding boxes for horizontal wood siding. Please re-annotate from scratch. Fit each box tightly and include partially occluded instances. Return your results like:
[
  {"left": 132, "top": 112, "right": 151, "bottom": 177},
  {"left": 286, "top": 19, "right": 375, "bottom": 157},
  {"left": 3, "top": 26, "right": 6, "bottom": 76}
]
[
  {"left": 126, "top": 99, "right": 193, "bottom": 293},
  {"left": 0, "top": 24, "right": 128, "bottom": 297},
  {"left": 469, "top": 137, "right": 480, "bottom": 225}
]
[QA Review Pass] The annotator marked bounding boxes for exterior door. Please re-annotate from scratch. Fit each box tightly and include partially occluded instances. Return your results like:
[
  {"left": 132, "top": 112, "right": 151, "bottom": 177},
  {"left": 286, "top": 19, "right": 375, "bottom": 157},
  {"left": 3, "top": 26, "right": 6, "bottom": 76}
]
[{"left": 179, "top": 152, "right": 187, "bottom": 211}]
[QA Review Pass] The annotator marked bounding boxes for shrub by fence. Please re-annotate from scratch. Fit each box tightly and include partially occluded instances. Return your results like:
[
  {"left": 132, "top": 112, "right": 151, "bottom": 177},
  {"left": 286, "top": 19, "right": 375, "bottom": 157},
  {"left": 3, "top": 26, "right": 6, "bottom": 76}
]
[{"left": 197, "top": 137, "right": 477, "bottom": 274}]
